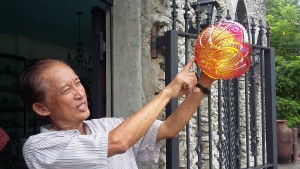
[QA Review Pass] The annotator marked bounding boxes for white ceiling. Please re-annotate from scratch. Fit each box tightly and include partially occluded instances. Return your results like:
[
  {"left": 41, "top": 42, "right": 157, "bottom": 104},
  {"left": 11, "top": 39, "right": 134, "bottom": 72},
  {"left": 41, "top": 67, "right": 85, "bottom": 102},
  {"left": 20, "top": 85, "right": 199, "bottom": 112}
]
[{"left": 0, "top": 0, "right": 107, "bottom": 53}]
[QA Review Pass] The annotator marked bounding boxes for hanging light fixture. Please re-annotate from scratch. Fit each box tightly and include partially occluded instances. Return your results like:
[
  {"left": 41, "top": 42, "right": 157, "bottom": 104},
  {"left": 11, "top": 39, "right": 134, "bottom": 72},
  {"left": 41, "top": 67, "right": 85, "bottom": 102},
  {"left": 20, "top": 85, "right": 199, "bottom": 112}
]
[{"left": 68, "top": 11, "right": 91, "bottom": 71}]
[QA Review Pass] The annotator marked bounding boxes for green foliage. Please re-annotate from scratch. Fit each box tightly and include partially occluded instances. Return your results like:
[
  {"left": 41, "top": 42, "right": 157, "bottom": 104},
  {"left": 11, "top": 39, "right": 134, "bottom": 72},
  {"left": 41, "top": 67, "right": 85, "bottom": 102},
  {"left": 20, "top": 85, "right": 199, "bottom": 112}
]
[
  {"left": 275, "top": 56, "right": 300, "bottom": 99},
  {"left": 266, "top": 0, "right": 300, "bottom": 56},
  {"left": 276, "top": 97, "right": 300, "bottom": 127},
  {"left": 266, "top": 0, "right": 300, "bottom": 127},
  {"left": 276, "top": 56, "right": 300, "bottom": 127},
  {"left": 275, "top": 56, "right": 300, "bottom": 128}
]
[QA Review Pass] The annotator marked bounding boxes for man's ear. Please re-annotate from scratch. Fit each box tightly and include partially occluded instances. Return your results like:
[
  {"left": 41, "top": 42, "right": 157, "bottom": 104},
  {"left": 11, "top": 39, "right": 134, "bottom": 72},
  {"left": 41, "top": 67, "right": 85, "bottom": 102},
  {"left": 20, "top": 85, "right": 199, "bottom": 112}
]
[{"left": 32, "top": 103, "right": 50, "bottom": 116}]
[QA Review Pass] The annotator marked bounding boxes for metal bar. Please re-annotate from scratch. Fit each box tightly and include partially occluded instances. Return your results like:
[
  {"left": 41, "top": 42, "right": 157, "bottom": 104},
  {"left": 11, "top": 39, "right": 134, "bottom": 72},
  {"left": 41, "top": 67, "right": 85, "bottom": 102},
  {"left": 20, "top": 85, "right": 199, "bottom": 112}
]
[
  {"left": 194, "top": 2, "right": 202, "bottom": 34},
  {"left": 184, "top": 1, "right": 191, "bottom": 168},
  {"left": 235, "top": 79, "right": 241, "bottom": 169},
  {"left": 231, "top": 79, "right": 237, "bottom": 169},
  {"left": 208, "top": 93, "right": 213, "bottom": 169},
  {"left": 250, "top": 45, "right": 271, "bottom": 50},
  {"left": 222, "top": 80, "right": 230, "bottom": 169},
  {"left": 250, "top": 18, "right": 256, "bottom": 45},
  {"left": 245, "top": 72, "right": 250, "bottom": 168},
  {"left": 226, "top": 80, "right": 233, "bottom": 169},
  {"left": 266, "top": 23, "right": 270, "bottom": 47},
  {"left": 196, "top": 68, "right": 203, "bottom": 169},
  {"left": 249, "top": 21, "right": 258, "bottom": 166},
  {"left": 260, "top": 50, "right": 266, "bottom": 166},
  {"left": 264, "top": 47, "right": 277, "bottom": 169},
  {"left": 215, "top": 7, "right": 221, "bottom": 22},
  {"left": 257, "top": 20, "right": 267, "bottom": 165},
  {"left": 234, "top": 12, "right": 239, "bottom": 22},
  {"left": 153, "top": 2, "right": 277, "bottom": 169},
  {"left": 243, "top": 14, "right": 250, "bottom": 41},
  {"left": 178, "top": 32, "right": 198, "bottom": 38},
  {"left": 249, "top": 66, "right": 258, "bottom": 166},
  {"left": 165, "top": 30, "right": 179, "bottom": 169},
  {"left": 196, "top": 105, "right": 203, "bottom": 169},
  {"left": 217, "top": 80, "right": 224, "bottom": 169},
  {"left": 206, "top": 4, "right": 213, "bottom": 25},
  {"left": 225, "top": 9, "right": 232, "bottom": 20},
  {"left": 171, "top": 0, "right": 178, "bottom": 30}
]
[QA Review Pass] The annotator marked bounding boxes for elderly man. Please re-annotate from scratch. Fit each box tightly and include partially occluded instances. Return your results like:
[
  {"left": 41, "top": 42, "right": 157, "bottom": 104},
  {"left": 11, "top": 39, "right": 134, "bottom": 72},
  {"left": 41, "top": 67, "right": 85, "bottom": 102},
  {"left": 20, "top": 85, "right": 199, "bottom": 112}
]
[{"left": 18, "top": 58, "right": 214, "bottom": 168}]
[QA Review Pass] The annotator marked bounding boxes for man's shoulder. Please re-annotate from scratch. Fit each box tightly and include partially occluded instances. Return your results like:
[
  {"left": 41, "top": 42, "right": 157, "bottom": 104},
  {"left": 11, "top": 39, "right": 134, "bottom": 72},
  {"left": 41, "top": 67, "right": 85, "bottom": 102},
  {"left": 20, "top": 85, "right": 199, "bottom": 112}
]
[{"left": 23, "top": 131, "right": 73, "bottom": 152}]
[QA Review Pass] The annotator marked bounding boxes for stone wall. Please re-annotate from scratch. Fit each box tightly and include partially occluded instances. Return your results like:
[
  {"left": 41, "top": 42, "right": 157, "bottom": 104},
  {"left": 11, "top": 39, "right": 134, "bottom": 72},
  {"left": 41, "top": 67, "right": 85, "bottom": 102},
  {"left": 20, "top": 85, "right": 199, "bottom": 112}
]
[{"left": 112, "top": 0, "right": 268, "bottom": 168}]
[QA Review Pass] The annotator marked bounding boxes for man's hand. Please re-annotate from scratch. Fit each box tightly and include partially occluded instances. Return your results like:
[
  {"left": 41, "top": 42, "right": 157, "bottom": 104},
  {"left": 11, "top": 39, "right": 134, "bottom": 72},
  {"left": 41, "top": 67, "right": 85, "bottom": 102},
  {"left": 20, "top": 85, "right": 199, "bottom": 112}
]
[{"left": 163, "top": 58, "right": 198, "bottom": 99}]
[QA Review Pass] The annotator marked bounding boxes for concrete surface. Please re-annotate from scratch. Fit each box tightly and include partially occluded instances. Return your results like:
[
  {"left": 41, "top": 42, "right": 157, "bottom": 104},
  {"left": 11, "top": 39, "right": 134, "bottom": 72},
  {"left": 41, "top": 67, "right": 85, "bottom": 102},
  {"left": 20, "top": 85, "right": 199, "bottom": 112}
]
[{"left": 279, "top": 163, "right": 300, "bottom": 169}]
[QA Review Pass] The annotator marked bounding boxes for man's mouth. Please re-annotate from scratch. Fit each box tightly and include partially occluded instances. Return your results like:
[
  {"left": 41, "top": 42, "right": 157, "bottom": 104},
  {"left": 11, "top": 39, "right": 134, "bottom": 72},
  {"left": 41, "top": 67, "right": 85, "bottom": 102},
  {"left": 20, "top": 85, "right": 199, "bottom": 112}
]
[{"left": 77, "top": 102, "right": 87, "bottom": 112}]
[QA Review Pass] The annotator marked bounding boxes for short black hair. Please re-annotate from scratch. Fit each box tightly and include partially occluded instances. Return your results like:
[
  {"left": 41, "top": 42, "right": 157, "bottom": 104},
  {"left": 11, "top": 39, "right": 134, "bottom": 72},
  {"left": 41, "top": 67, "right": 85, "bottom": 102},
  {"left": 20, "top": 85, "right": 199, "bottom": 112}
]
[{"left": 18, "top": 59, "right": 67, "bottom": 108}]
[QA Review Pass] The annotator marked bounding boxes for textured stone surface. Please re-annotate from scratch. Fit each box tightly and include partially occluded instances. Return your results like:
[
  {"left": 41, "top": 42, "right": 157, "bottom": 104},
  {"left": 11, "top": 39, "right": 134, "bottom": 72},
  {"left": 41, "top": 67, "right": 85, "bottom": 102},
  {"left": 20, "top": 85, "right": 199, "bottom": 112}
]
[{"left": 112, "top": 0, "right": 267, "bottom": 168}]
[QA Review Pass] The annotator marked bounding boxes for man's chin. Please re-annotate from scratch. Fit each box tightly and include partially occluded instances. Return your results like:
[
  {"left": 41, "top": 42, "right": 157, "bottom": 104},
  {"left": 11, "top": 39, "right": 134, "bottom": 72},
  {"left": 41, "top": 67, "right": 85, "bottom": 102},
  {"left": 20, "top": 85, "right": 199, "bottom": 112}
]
[{"left": 83, "top": 110, "right": 91, "bottom": 119}]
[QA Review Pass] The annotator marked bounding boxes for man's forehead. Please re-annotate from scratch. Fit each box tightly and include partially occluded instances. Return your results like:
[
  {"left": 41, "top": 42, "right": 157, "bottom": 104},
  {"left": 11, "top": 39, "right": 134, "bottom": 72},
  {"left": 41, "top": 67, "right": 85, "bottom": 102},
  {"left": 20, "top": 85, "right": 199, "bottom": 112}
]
[{"left": 43, "top": 64, "right": 78, "bottom": 85}]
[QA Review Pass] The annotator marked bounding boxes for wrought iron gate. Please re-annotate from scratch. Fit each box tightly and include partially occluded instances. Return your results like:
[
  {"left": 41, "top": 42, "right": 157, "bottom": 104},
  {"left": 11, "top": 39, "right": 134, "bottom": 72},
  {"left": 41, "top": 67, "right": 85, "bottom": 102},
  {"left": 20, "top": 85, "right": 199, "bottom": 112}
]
[{"left": 151, "top": 1, "right": 277, "bottom": 168}]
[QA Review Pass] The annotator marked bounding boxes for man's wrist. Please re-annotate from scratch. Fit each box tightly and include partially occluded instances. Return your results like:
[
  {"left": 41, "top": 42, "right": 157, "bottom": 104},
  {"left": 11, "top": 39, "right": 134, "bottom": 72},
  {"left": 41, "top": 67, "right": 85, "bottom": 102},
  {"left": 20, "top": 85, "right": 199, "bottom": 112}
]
[
  {"left": 197, "top": 72, "right": 215, "bottom": 88},
  {"left": 195, "top": 83, "right": 211, "bottom": 94},
  {"left": 160, "top": 88, "right": 173, "bottom": 100}
]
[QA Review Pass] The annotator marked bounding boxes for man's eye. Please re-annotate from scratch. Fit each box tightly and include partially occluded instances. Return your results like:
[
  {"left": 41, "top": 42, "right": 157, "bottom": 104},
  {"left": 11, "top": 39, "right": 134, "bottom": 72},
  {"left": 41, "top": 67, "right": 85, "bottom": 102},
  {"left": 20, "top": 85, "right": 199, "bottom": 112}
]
[
  {"left": 76, "top": 81, "right": 81, "bottom": 86},
  {"left": 63, "top": 88, "right": 71, "bottom": 94}
]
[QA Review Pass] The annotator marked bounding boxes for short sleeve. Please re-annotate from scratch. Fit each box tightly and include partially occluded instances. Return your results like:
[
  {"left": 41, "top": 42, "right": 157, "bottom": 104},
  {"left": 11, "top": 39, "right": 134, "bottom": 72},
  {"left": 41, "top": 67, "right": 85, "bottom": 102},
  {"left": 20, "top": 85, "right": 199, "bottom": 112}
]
[
  {"left": 132, "top": 120, "right": 163, "bottom": 163},
  {"left": 54, "top": 132, "right": 109, "bottom": 168}
]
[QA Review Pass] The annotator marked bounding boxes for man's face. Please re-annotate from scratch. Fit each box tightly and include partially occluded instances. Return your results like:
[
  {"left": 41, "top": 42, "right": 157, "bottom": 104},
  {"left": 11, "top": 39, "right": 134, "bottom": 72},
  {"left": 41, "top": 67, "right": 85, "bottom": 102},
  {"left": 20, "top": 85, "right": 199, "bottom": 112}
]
[{"left": 43, "top": 63, "right": 90, "bottom": 128}]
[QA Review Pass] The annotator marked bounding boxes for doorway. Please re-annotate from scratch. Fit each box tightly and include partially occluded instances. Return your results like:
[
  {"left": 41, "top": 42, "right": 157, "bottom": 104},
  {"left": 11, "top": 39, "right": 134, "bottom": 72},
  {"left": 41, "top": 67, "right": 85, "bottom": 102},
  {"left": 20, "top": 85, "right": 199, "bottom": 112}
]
[{"left": 0, "top": 1, "right": 109, "bottom": 168}]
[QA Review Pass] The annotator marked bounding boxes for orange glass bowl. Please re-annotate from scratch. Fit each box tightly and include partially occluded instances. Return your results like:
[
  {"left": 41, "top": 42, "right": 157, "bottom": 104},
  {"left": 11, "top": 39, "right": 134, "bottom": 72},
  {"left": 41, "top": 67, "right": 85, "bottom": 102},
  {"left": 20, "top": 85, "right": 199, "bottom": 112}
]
[{"left": 194, "top": 20, "right": 252, "bottom": 80}]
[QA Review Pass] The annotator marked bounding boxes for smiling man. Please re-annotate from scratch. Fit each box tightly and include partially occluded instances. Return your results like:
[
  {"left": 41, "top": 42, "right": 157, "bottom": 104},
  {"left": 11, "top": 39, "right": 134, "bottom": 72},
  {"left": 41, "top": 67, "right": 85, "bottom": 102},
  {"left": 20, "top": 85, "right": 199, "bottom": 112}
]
[{"left": 18, "top": 58, "right": 214, "bottom": 168}]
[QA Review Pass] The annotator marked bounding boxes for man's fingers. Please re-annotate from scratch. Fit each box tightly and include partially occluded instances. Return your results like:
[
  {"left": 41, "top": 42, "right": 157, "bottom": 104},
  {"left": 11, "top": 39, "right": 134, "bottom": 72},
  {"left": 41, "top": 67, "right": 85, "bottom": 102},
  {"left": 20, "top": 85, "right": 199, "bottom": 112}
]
[
  {"left": 181, "top": 57, "right": 195, "bottom": 73},
  {"left": 181, "top": 73, "right": 198, "bottom": 91}
]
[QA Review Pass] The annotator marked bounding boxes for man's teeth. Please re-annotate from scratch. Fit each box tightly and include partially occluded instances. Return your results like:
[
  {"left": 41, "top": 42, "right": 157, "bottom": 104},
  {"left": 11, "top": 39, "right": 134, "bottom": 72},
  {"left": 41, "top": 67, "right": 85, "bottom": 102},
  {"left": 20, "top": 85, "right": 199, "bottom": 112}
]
[{"left": 79, "top": 103, "right": 85, "bottom": 109}]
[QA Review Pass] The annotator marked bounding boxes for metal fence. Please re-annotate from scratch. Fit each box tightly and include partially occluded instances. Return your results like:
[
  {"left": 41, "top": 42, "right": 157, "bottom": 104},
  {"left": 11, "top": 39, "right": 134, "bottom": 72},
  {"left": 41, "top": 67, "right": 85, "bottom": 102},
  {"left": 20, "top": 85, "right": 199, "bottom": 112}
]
[{"left": 151, "top": 0, "right": 277, "bottom": 168}]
